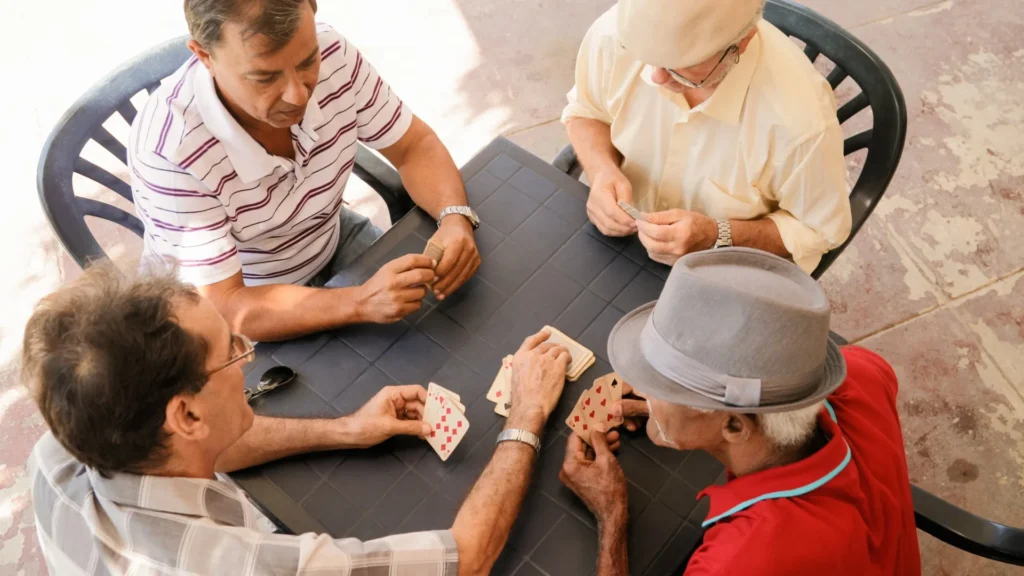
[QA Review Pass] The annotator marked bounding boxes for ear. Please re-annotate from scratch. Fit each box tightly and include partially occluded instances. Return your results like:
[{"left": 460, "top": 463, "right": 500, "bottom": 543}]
[
  {"left": 721, "top": 413, "right": 754, "bottom": 444},
  {"left": 187, "top": 39, "right": 215, "bottom": 74},
  {"left": 737, "top": 26, "right": 759, "bottom": 53},
  {"left": 164, "top": 394, "right": 210, "bottom": 442}
]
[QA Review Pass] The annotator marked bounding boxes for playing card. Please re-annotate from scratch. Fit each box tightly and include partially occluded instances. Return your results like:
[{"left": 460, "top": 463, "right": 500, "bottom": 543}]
[
  {"left": 424, "top": 387, "right": 470, "bottom": 461},
  {"left": 428, "top": 382, "right": 465, "bottom": 413},
  {"left": 424, "top": 240, "right": 445, "bottom": 267},
  {"left": 567, "top": 355, "right": 596, "bottom": 382},
  {"left": 588, "top": 374, "right": 624, "bottom": 428},
  {"left": 617, "top": 200, "right": 644, "bottom": 221},
  {"left": 565, "top": 395, "right": 593, "bottom": 445},
  {"left": 486, "top": 356, "right": 513, "bottom": 404},
  {"left": 543, "top": 326, "right": 593, "bottom": 379}
]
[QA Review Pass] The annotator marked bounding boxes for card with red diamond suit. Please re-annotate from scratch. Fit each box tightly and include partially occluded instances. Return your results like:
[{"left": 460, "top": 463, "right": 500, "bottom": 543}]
[
  {"left": 486, "top": 355, "right": 514, "bottom": 413},
  {"left": 589, "top": 373, "right": 624, "bottom": 428},
  {"left": 424, "top": 386, "right": 470, "bottom": 461},
  {"left": 565, "top": 394, "right": 593, "bottom": 445}
]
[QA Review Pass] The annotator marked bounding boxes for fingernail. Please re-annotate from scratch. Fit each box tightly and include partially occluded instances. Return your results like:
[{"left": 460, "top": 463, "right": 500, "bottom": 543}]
[{"left": 434, "top": 276, "right": 440, "bottom": 283}]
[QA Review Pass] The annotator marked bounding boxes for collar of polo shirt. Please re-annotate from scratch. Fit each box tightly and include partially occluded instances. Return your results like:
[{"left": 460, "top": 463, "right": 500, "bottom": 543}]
[
  {"left": 192, "top": 66, "right": 326, "bottom": 184},
  {"left": 638, "top": 28, "right": 763, "bottom": 126},
  {"left": 696, "top": 401, "right": 852, "bottom": 528}
]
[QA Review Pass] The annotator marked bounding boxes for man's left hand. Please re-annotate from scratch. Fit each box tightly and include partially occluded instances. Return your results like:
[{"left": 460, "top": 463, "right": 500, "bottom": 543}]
[
  {"left": 343, "top": 385, "right": 432, "bottom": 448},
  {"left": 560, "top": 430, "right": 628, "bottom": 524},
  {"left": 429, "top": 216, "right": 481, "bottom": 300},
  {"left": 636, "top": 209, "right": 718, "bottom": 266}
]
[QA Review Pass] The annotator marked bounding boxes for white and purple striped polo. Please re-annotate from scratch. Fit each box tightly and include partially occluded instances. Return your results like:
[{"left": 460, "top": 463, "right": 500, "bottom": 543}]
[{"left": 128, "top": 24, "right": 411, "bottom": 287}]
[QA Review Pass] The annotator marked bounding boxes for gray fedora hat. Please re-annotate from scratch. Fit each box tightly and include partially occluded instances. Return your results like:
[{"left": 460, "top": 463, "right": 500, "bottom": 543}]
[{"left": 607, "top": 248, "right": 846, "bottom": 413}]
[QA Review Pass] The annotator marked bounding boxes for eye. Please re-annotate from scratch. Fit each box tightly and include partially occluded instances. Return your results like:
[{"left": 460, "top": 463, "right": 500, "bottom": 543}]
[{"left": 254, "top": 76, "right": 276, "bottom": 86}]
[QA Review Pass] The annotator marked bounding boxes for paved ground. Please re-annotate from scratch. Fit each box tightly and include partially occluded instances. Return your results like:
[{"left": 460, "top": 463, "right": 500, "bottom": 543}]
[{"left": 2, "top": 1, "right": 1021, "bottom": 574}]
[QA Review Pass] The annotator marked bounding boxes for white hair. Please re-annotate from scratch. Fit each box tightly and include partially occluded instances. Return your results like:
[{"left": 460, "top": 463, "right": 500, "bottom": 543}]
[
  {"left": 690, "top": 401, "right": 823, "bottom": 448},
  {"left": 731, "top": 1, "right": 766, "bottom": 46}
]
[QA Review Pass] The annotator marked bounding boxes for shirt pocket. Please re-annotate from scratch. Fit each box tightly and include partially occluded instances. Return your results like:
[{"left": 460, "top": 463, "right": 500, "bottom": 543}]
[{"left": 699, "top": 177, "right": 769, "bottom": 220}]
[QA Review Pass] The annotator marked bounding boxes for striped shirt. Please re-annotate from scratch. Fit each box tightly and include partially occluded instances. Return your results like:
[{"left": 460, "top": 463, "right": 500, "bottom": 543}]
[
  {"left": 29, "top": 432, "right": 459, "bottom": 575},
  {"left": 129, "top": 24, "right": 411, "bottom": 287}
]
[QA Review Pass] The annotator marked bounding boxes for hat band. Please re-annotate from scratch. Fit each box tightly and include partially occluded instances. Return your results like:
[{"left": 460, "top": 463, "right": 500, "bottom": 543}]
[{"left": 640, "top": 318, "right": 825, "bottom": 408}]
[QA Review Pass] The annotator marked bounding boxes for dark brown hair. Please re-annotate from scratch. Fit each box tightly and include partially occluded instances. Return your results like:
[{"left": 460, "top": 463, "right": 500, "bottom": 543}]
[
  {"left": 21, "top": 264, "right": 210, "bottom": 475},
  {"left": 184, "top": 0, "right": 315, "bottom": 53}
]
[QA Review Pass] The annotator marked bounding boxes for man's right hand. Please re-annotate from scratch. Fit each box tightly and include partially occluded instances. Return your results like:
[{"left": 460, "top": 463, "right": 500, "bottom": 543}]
[
  {"left": 560, "top": 430, "right": 628, "bottom": 523},
  {"left": 507, "top": 329, "right": 572, "bottom": 433},
  {"left": 587, "top": 168, "right": 637, "bottom": 237},
  {"left": 355, "top": 254, "right": 435, "bottom": 324}
]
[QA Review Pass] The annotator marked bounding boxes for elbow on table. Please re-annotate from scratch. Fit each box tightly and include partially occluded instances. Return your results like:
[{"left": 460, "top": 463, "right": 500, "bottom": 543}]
[{"left": 450, "top": 528, "right": 493, "bottom": 576}]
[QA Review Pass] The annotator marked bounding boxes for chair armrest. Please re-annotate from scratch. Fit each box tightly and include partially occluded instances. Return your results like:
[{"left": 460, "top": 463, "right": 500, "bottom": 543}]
[
  {"left": 353, "top": 144, "right": 414, "bottom": 225},
  {"left": 912, "top": 484, "right": 1024, "bottom": 566},
  {"left": 553, "top": 144, "right": 584, "bottom": 180}
]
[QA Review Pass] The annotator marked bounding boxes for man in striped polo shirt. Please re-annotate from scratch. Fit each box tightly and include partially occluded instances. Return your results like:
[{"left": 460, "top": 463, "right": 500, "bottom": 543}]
[{"left": 130, "top": 0, "right": 481, "bottom": 341}]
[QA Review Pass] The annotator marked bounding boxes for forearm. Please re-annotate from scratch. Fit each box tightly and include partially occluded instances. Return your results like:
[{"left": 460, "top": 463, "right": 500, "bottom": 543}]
[
  {"left": 566, "top": 117, "right": 622, "bottom": 179},
  {"left": 216, "top": 416, "right": 360, "bottom": 473},
  {"left": 450, "top": 411, "right": 543, "bottom": 575},
  {"left": 390, "top": 118, "right": 467, "bottom": 219},
  {"left": 596, "top": 507, "right": 629, "bottom": 576},
  {"left": 728, "top": 218, "right": 789, "bottom": 257},
  {"left": 221, "top": 283, "right": 364, "bottom": 342}
]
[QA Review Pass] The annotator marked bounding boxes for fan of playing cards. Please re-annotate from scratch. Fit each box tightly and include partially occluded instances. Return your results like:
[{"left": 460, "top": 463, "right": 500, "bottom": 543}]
[
  {"left": 424, "top": 383, "right": 470, "bottom": 461},
  {"left": 566, "top": 373, "right": 625, "bottom": 445}
]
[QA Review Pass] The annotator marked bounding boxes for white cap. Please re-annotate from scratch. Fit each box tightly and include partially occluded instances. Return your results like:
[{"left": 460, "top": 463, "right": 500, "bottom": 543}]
[{"left": 617, "top": 0, "right": 762, "bottom": 70}]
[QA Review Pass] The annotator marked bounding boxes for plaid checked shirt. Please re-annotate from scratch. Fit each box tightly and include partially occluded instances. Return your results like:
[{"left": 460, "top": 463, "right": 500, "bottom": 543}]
[{"left": 29, "top": 432, "right": 459, "bottom": 575}]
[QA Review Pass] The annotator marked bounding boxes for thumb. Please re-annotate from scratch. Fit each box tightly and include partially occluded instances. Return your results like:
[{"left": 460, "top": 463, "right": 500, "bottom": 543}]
[
  {"left": 395, "top": 419, "right": 431, "bottom": 438},
  {"left": 590, "top": 426, "right": 613, "bottom": 458},
  {"left": 643, "top": 209, "right": 683, "bottom": 225},
  {"left": 614, "top": 179, "right": 634, "bottom": 204},
  {"left": 618, "top": 399, "right": 649, "bottom": 419}
]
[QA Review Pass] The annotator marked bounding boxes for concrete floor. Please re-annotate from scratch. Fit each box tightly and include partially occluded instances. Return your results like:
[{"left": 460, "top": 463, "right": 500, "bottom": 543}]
[{"left": 1, "top": 1, "right": 1021, "bottom": 574}]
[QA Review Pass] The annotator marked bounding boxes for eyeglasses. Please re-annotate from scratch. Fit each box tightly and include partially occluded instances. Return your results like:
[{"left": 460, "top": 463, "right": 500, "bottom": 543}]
[
  {"left": 666, "top": 45, "right": 740, "bottom": 89},
  {"left": 208, "top": 333, "right": 256, "bottom": 376}
]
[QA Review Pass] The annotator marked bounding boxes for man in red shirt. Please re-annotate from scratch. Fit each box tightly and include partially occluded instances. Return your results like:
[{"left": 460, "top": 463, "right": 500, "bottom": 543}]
[{"left": 559, "top": 247, "right": 921, "bottom": 575}]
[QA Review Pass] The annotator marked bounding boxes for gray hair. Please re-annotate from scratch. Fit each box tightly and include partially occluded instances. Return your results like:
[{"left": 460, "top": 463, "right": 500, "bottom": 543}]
[
  {"left": 729, "top": 1, "right": 766, "bottom": 47},
  {"left": 691, "top": 401, "right": 823, "bottom": 448},
  {"left": 184, "top": 0, "right": 315, "bottom": 52}
]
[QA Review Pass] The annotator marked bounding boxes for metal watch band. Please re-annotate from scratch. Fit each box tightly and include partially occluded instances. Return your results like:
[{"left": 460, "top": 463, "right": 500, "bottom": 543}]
[
  {"left": 437, "top": 205, "right": 480, "bottom": 229},
  {"left": 714, "top": 218, "right": 733, "bottom": 248},
  {"left": 495, "top": 428, "right": 542, "bottom": 454}
]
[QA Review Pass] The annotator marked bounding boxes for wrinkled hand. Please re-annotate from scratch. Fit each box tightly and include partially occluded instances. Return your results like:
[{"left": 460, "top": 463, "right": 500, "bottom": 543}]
[
  {"left": 560, "top": 430, "right": 628, "bottom": 522},
  {"left": 429, "top": 216, "right": 481, "bottom": 300},
  {"left": 587, "top": 168, "right": 637, "bottom": 237},
  {"left": 508, "top": 329, "right": 572, "bottom": 432},
  {"left": 344, "top": 385, "right": 431, "bottom": 448},
  {"left": 357, "top": 254, "right": 434, "bottom": 323},
  {"left": 635, "top": 209, "right": 718, "bottom": 266},
  {"left": 612, "top": 382, "right": 650, "bottom": 433}
]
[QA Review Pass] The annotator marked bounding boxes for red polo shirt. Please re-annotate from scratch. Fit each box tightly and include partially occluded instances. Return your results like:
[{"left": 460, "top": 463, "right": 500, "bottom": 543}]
[{"left": 685, "top": 347, "right": 921, "bottom": 575}]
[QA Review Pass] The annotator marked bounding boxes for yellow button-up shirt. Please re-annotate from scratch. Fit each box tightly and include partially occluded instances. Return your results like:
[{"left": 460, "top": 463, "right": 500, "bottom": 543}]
[{"left": 562, "top": 9, "right": 852, "bottom": 273}]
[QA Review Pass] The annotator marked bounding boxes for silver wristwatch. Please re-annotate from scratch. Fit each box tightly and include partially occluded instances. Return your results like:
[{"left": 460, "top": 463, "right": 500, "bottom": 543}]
[
  {"left": 496, "top": 428, "right": 541, "bottom": 454},
  {"left": 714, "top": 218, "right": 733, "bottom": 248},
  {"left": 437, "top": 206, "right": 480, "bottom": 229}
]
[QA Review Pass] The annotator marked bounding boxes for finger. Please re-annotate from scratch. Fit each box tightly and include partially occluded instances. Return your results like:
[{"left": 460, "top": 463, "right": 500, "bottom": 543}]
[
  {"left": 519, "top": 328, "right": 552, "bottom": 352},
  {"left": 564, "top": 433, "right": 588, "bottom": 463},
  {"left": 397, "top": 286, "right": 430, "bottom": 303},
  {"left": 590, "top": 426, "right": 613, "bottom": 458},
  {"left": 642, "top": 209, "right": 686, "bottom": 226},
  {"left": 436, "top": 247, "right": 479, "bottom": 297},
  {"left": 617, "top": 398, "right": 650, "bottom": 419},
  {"left": 388, "top": 253, "right": 436, "bottom": 273},
  {"left": 624, "top": 418, "right": 640, "bottom": 432},
  {"left": 600, "top": 201, "right": 637, "bottom": 234},
  {"left": 613, "top": 180, "right": 634, "bottom": 204},
  {"left": 433, "top": 243, "right": 471, "bottom": 294},
  {"left": 394, "top": 418, "right": 432, "bottom": 438},
  {"left": 393, "top": 300, "right": 423, "bottom": 319},
  {"left": 606, "top": 430, "right": 621, "bottom": 452},
  {"left": 635, "top": 219, "right": 673, "bottom": 242},
  {"left": 391, "top": 384, "right": 429, "bottom": 404},
  {"left": 395, "top": 268, "right": 436, "bottom": 289},
  {"left": 589, "top": 202, "right": 634, "bottom": 237},
  {"left": 432, "top": 238, "right": 459, "bottom": 276}
]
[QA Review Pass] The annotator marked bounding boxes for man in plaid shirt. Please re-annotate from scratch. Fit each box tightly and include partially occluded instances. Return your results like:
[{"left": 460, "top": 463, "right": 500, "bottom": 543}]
[{"left": 24, "top": 264, "right": 582, "bottom": 575}]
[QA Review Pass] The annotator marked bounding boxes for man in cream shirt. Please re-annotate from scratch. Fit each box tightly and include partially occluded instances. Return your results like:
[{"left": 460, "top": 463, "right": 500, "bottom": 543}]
[{"left": 563, "top": 0, "right": 852, "bottom": 273}]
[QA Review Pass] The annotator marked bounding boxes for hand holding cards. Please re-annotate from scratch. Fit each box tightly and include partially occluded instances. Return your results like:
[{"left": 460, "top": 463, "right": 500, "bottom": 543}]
[
  {"left": 566, "top": 373, "right": 624, "bottom": 445},
  {"left": 617, "top": 200, "right": 644, "bottom": 221},
  {"left": 424, "top": 382, "right": 470, "bottom": 461}
]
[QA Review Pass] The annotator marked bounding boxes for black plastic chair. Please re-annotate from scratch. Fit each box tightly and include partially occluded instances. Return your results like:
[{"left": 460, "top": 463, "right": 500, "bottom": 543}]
[
  {"left": 37, "top": 36, "right": 412, "bottom": 269},
  {"left": 553, "top": 0, "right": 907, "bottom": 281}
]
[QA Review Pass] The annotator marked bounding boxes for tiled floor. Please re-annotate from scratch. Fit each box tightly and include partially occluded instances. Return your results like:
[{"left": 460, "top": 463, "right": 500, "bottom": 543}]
[{"left": 1, "top": 1, "right": 1021, "bottom": 574}]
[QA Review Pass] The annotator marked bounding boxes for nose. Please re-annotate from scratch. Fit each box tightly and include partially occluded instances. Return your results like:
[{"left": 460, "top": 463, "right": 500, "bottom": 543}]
[
  {"left": 281, "top": 74, "right": 310, "bottom": 108},
  {"left": 651, "top": 67, "right": 672, "bottom": 85}
]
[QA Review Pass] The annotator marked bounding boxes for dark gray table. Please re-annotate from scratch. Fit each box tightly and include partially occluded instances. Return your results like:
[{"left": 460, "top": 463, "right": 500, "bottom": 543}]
[{"left": 231, "top": 138, "right": 724, "bottom": 576}]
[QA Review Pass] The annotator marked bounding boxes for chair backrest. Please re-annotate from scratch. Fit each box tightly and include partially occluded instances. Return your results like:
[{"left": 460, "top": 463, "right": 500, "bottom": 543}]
[
  {"left": 38, "top": 36, "right": 413, "bottom": 270},
  {"left": 552, "top": 0, "right": 908, "bottom": 280},
  {"left": 764, "top": 0, "right": 907, "bottom": 278},
  {"left": 37, "top": 37, "right": 192, "bottom": 269}
]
